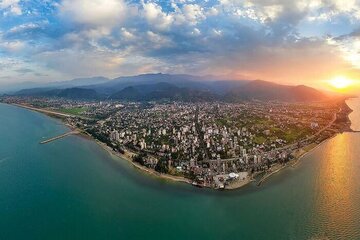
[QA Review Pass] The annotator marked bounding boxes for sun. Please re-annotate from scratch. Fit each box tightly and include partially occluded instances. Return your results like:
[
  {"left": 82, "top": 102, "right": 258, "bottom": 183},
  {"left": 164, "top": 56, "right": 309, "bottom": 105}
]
[{"left": 328, "top": 76, "right": 353, "bottom": 89}]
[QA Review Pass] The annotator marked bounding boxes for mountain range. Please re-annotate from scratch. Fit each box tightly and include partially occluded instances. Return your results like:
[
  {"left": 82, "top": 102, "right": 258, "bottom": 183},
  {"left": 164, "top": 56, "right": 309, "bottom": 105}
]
[{"left": 6, "top": 73, "right": 329, "bottom": 102}]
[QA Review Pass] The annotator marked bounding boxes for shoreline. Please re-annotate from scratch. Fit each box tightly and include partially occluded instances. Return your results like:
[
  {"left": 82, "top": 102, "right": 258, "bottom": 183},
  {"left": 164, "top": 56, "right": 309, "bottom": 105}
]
[
  {"left": 8, "top": 103, "right": 193, "bottom": 185},
  {"left": 93, "top": 139, "right": 192, "bottom": 185},
  {"left": 257, "top": 138, "right": 331, "bottom": 186},
  {"left": 7, "top": 101, "right": 355, "bottom": 191},
  {"left": 257, "top": 97, "right": 356, "bottom": 186}
]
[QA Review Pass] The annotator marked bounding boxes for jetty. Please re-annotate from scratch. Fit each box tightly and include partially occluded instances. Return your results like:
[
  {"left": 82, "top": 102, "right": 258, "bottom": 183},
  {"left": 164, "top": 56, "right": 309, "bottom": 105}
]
[{"left": 40, "top": 131, "right": 79, "bottom": 144}]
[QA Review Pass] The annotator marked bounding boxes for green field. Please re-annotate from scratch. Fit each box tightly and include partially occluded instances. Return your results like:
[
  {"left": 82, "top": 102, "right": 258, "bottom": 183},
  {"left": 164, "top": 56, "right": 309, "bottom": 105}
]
[
  {"left": 253, "top": 136, "right": 266, "bottom": 144},
  {"left": 282, "top": 128, "right": 311, "bottom": 143},
  {"left": 58, "top": 107, "right": 88, "bottom": 116}
]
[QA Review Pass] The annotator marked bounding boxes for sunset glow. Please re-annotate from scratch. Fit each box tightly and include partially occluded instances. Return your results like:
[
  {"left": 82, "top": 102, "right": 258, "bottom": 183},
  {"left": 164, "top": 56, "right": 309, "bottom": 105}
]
[
  {"left": 2, "top": 1, "right": 360, "bottom": 88},
  {"left": 328, "top": 76, "right": 354, "bottom": 90}
]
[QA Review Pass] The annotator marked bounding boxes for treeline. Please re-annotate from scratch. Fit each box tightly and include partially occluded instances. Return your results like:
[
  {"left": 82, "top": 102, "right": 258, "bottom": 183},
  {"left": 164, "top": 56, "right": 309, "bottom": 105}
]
[{"left": 132, "top": 152, "right": 170, "bottom": 174}]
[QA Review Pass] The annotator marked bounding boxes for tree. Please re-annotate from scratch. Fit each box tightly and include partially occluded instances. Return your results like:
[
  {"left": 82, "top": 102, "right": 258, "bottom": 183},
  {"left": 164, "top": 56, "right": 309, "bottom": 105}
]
[
  {"left": 133, "top": 152, "right": 147, "bottom": 165},
  {"left": 155, "top": 157, "right": 169, "bottom": 173}
]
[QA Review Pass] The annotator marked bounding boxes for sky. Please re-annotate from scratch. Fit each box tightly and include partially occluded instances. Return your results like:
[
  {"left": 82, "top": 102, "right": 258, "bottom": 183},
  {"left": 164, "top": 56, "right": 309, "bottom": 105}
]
[{"left": 1, "top": 0, "right": 360, "bottom": 89}]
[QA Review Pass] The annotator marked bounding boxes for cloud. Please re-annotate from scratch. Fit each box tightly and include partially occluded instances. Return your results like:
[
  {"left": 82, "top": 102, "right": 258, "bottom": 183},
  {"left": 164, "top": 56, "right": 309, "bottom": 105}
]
[
  {"left": 182, "top": 4, "right": 206, "bottom": 25},
  {"left": 1, "top": 0, "right": 360, "bottom": 86},
  {"left": 142, "top": 2, "right": 174, "bottom": 31},
  {"left": 0, "top": 40, "right": 25, "bottom": 52},
  {"left": 3, "top": 21, "right": 49, "bottom": 41},
  {"left": 14, "top": 68, "right": 35, "bottom": 75},
  {"left": 329, "top": 33, "right": 360, "bottom": 70},
  {"left": 0, "top": 0, "right": 22, "bottom": 15},
  {"left": 8, "top": 22, "right": 43, "bottom": 34},
  {"left": 59, "top": 0, "right": 127, "bottom": 27}
]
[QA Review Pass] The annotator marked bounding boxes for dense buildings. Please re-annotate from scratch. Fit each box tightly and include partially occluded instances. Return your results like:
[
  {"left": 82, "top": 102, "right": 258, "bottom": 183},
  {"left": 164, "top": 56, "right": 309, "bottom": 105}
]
[{"left": 1, "top": 96, "right": 352, "bottom": 189}]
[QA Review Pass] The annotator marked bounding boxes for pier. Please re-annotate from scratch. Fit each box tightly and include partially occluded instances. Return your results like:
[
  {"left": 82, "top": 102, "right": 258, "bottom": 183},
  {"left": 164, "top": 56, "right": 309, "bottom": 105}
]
[{"left": 40, "top": 131, "right": 79, "bottom": 144}]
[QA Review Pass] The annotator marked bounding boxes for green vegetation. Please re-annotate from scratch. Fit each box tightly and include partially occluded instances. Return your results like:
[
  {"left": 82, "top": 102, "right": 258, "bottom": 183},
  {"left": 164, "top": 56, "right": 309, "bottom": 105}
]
[
  {"left": 253, "top": 136, "right": 266, "bottom": 144},
  {"left": 133, "top": 153, "right": 147, "bottom": 165},
  {"left": 282, "top": 128, "right": 311, "bottom": 143},
  {"left": 160, "top": 135, "right": 170, "bottom": 145},
  {"left": 155, "top": 157, "right": 169, "bottom": 173},
  {"left": 215, "top": 118, "right": 229, "bottom": 127},
  {"left": 254, "top": 118, "right": 274, "bottom": 126},
  {"left": 58, "top": 107, "right": 88, "bottom": 115}
]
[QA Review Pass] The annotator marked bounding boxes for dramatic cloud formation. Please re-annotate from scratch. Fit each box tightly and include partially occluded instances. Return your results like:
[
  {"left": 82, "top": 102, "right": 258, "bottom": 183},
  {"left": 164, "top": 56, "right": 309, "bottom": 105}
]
[{"left": 1, "top": 0, "right": 360, "bottom": 88}]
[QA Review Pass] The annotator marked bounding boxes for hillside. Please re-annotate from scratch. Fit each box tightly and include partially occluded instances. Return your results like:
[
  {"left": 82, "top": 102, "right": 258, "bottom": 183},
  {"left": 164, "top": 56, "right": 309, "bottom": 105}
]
[
  {"left": 13, "top": 74, "right": 329, "bottom": 102},
  {"left": 17, "top": 87, "right": 98, "bottom": 100},
  {"left": 225, "top": 80, "right": 327, "bottom": 102},
  {"left": 109, "top": 82, "right": 217, "bottom": 101}
]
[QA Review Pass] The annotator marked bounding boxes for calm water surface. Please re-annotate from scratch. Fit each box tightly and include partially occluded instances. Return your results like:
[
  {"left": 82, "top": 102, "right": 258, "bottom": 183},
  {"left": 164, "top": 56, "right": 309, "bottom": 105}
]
[{"left": 1, "top": 100, "right": 360, "bottom": 240}]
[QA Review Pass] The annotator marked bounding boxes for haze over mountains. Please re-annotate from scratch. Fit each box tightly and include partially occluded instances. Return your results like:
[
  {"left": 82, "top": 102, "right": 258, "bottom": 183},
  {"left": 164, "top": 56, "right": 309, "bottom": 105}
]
[
  {"left": 1, "top": 77, "right": 110, "bottom": 93},
  {"left": 4, "top": 73, "right": 328, "bottom": 102}
]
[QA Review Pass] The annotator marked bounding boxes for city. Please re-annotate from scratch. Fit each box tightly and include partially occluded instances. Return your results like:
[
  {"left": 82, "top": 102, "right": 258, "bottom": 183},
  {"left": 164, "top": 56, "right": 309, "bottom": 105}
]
[
  {"left": 1, "top": 96, "right": 352, "bottom": 189},
  {"left": 2, "top": 0, "right": 360, "bottom": 238}
]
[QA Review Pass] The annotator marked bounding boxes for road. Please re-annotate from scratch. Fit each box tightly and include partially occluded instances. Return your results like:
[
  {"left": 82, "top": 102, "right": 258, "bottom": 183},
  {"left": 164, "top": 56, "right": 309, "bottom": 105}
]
[
  {"left": 204, "top": 110, "right": 340, "bottom": 163},
  {"left": 12, "top": 103, "right": 91, "bottom": 120}
]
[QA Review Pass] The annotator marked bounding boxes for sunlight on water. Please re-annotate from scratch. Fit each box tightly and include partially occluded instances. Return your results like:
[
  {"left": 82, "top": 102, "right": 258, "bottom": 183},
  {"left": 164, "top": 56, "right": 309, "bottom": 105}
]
[
  {"left": 315, "top": 134, "right": 357, "bottom": 238},
  {"left": 306, "top": 97, "right": 360, "bottom": 239}
]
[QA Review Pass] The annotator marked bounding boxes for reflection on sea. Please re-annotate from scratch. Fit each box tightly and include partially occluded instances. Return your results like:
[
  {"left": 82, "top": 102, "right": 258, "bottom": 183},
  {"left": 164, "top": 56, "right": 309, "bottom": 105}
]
[
  {"left": 313, "top": 134, "right": 358, "bottom": 238},
  {"left": 301, "top": 97, "right": 360, "bottom": 239}
]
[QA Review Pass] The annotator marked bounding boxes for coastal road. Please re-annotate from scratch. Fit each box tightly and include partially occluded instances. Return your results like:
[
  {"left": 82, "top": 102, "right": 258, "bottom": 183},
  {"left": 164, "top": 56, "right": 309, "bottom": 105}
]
[
  {"left": 272, "top": 110, "right": 339, "bottom": 153},
  {"left": 13, "top": 103, "right": 73, "bottom": 118},
  {"left": 205, "top": 110, "right": 340, "bottom": 163},
  {"left": 12, "top": 103, "right": 92, "bottom": 120}
]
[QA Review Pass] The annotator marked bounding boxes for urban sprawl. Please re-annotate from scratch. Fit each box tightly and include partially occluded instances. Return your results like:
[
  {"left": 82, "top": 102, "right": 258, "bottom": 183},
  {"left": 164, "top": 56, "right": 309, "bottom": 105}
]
[{"left": 1, "top": 96, "right": 352, "bottom": 189}]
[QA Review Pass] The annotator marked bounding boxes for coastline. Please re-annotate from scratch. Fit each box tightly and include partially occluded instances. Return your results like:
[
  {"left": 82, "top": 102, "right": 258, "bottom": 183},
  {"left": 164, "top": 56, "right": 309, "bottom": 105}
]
[
  {"left": 94, "top": 139, "right": 192, "bottom": 185},
  {"left": 7, "top": 100, "right": 354, "bottom": 191},
  {"left": 257, "top": 139, "right": 329, "bottom": 186},
  {"left": 8, "top": 103, "right": 193, "bottom": 186},
  {"left": 257, "top": 97, "right": 355, "bottom": 186}
]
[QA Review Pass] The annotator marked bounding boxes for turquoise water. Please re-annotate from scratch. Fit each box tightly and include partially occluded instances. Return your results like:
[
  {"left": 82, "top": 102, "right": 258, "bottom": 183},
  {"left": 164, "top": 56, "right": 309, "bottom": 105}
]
[{"left": 1, "top": 102, "right": 360, "bottom": 240}]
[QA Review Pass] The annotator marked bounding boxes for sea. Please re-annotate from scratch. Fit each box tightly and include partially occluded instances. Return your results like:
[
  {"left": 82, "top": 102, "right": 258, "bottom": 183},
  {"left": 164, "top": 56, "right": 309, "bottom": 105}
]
[{"left": 0, "top": 99, "right": 360, "bottom": 240}]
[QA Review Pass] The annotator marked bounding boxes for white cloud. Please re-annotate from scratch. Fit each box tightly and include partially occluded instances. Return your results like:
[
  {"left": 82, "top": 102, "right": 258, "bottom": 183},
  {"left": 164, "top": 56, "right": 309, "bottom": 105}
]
[
  {"left": 206, "top": 7, "right": 219, "bottom": 16},
  {"left": 3, "top": 0, "right": 360, "bottom": 85},
  {"left": 190, "top": 27, "right": 201, "bottom": 36},
  {"left": 182, "top": 4, "right": 206, "bottom": 25},
  {"left": 0, "top": 0, "right": 22, "bottom": 15},
  {"left": 328, "top": 35, "right": 360, "bottom": 69},
  {"left": 263, "top": 5, "right": 283, "bottom": 20},
  {"left": 120, "top": 28, "right": 136, "bottom": 41},
  {"left": 297, "top": 0, "right": 360, "bottom": 22},
  {"left": 59, "top": 0, "right": 127, "bottom": 27},
  {"left": 8, "top": 22, "right": 43, "bottom": 34},
  {"left": 212, "top": 28, "right": 222, "bottom": 37},
  {"left": 331, "top": 0, "right": 357, "bottom": 12},
  {"left": 142, "top": 2, "right": 174, "bottom": 31},
  {"left": 0, "top": 40, "right": 25, "bottom": 52},
  {"left": 147, "top": 31, "right": 172, "bottom": 48}
]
